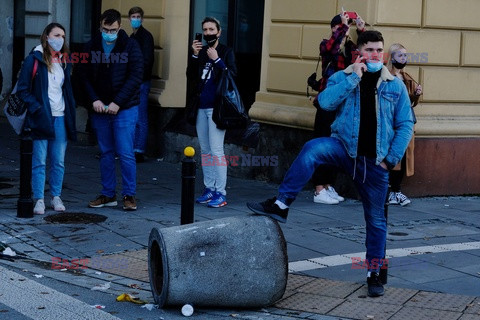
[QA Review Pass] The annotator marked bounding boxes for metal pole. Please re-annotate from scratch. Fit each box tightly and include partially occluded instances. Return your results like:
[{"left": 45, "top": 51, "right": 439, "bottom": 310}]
[
  {"left": 181, "top": 147, "right": 196, "bottom": 225},
  {"left": 17, "top": 132, "right": 34, "bottom": 218}
]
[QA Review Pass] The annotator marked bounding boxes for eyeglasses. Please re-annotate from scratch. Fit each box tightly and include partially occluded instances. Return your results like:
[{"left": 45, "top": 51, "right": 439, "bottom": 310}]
[{"left": 101, "top": 27, "right": 118, "bottom": 34}]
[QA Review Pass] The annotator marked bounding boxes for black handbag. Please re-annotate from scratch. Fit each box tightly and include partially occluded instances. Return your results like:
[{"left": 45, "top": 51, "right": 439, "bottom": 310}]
[{"left": 213, "top": 69, "right": 248, "bottom": 130}]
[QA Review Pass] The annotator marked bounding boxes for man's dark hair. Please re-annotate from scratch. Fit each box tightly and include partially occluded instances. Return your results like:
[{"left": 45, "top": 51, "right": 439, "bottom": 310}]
[
  {"left": 357, "top": 30, "right": 384, "bottom": 48},
  {"left": 202, "top": 16, "right": 221, "bottom": 31},
  {"left": 100, "top": 9, "right": 121, "bottom": 26},
  {"left": 128, "top": 6, "right": 144, "bottom": 18}
]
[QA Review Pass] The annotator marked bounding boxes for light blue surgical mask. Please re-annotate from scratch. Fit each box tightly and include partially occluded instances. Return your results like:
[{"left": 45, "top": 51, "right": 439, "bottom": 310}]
[
  {"left": 130, "top": 18, "right": 142, "bottom": 29},
  {"left": 48, "top": 37, "right": 64, "bottom": 52},
  {"left": 366, "top": 61, "right": 383, "bottom": 73},
  {"left": 102, "top": 31, "right": 118, "bottom": 43}
]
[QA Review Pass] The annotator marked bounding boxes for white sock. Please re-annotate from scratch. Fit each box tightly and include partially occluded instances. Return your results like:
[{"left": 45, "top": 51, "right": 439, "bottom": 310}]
[{"left": 275, "top": 200, "right": 288, "bottom": 209}]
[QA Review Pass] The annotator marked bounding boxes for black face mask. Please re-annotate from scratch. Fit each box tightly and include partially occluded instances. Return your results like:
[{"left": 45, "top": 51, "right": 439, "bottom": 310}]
[
  {"left": 392, "top": 60, "right": 407, "bottom": 69},
  {"left": 203, "top": 34, "right": 218, "bottom": 47}
]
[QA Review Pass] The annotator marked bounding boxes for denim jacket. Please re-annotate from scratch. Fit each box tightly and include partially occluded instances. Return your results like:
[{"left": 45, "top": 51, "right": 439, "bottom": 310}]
[{"left": 318, "top": 65, "right": 414, "bottom": 168}]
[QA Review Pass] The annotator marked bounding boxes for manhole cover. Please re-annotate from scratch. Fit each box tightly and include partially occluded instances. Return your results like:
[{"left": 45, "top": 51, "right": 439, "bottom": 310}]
[
  {"left": 389, "top": 232, "right": 409, "bottom": 236},
  {"left": 44, "top": 212, "right": 107, "bottom": 224},
  {"left": 0, "top": 183, "right": 14, "bottom": 189}
]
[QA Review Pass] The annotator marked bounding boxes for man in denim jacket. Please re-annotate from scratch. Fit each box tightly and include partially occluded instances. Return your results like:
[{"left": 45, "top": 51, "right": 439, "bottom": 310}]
[{"left": 247, "top": 30, "right": 413, "bottom": 297}]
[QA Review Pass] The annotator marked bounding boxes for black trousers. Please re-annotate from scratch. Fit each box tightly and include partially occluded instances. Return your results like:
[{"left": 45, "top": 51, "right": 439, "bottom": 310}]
[{"left": 389, "top": 155, "right": 407, "bottom": 192}]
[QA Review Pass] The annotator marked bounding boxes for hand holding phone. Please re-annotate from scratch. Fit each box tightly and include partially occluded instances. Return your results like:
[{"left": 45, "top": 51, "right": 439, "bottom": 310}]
[
  {"left": 192, "top": 33, "right": 203, "bottom": 56},
  {"left": 341, "top": 7, "right": 358, "bottom": 24},
  {"left": 353, "top": 55, "right": 367, "bottom": 78},
  {"left": 346, "top": 11, "right": 357, "bottom": 20}
]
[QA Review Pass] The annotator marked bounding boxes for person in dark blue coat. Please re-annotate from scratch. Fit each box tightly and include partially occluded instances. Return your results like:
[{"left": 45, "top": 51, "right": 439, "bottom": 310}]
[
  {"left": 16, "top": 22, "right": 77, "bottom": 215},
  {"left": 128, "top": 6, "right": 155, "bottom": 163},
  {"left": 79, "top": 9, "right": 143, "bottom": 211}
]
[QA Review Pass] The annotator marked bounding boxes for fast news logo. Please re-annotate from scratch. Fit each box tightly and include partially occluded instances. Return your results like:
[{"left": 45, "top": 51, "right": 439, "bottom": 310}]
[
  {"left": 351, "top": 257, "right": 389, "bottom": 270},
  {"left": 201, "top": 154, "right": 278, "bottom": 167},
  {"left": 51, "top": 256, "right": 129, "bottom": 270}
]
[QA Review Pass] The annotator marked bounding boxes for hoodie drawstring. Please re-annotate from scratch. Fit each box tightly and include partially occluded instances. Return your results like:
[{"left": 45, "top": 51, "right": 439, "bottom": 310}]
[
  {"left": 352, "top": 157, "right": 357, "bottom": 181},
  {"left": 363, "top": 156, "right": 367, "bottom": 184},
  {"left": 352, "top": 156, "right": 368, "bottom": 184}
]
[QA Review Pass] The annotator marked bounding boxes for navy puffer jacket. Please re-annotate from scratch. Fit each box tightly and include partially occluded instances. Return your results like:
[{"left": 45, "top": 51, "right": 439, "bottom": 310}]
[
  {"left": 80, "top": 29, "right": 143, "bottom": 110},
  {"left": 16, "top": 46, "right": 77, "bottom": 141}
]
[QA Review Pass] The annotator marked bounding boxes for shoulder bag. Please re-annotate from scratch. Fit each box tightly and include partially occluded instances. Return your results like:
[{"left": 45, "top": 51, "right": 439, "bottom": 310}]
[
  {"left": 3, "top": 59, "right": 39, "bottom": 135},
  {"left": 212, "top": 69, "right": 248, "bottom": 130}
]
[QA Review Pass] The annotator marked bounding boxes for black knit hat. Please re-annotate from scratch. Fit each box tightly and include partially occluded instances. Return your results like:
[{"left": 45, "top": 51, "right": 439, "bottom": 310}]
[{"left": 330, "top": 14, "right": 342, "bottom": 28}]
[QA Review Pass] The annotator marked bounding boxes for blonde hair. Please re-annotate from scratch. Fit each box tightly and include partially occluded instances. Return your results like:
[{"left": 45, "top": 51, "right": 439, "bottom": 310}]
[
  {"left": 386, "top": 43, "right": 406, "bottom": 71},
  {"left": 339, "top": 35, "right": 351, "bottom": 56}
]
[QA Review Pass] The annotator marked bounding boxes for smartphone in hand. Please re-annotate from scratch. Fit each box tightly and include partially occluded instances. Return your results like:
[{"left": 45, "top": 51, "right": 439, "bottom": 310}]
[
  {"left": 346, "top": 11, "right": 357, "bottom": 20},
  {"left": 195, "top": 33, "right": 202, "bottom": 42}
]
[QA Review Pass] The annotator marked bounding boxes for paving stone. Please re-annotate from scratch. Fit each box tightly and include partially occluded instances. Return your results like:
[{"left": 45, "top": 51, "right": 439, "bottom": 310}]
[
  {"left": 286, "top": 242, "right": 327, "bottom": 262},
  {"left": 389, "top": 306, "right": 463, "bottom": 320},
  {"left": 117, "top": 248, "right": 148, "bottom": 261},
  {"left": 406, "top": 291, "right": 475, "bottom": 312},
  {"left": 296, "top": 278, "right": 362, "bottom": 299},
  {"left": 346, "top": 286, "right": 419, "bottom": 305},
  {"left": 327, "top": 299, "right": 401, "bottom": 320},
  {"left": 299, "top": 264, "right": 365, "bottom": 283},
  {"left": 91, "top": 254, "right": 149, "bottom": 282},
  {"left": 285, "top": 274, "right": 316, "bottom": 292},
  {"left": 275, "top": 292, "right": 344, "bottom": 314},
  {"left": 464, "top": 297, "right": 480, "bottom": 315},
  {"left": 393, "top": 262, "right": 466, "bottom": 284},
  {"left": 262, "top": 307, "right": 319, "bottom": 319},
  {"left": 418, "top": 275, "right": 480, "bottom": 297},
  {"left": 459, "top": 314, "right": 480, "bottom": 320}
]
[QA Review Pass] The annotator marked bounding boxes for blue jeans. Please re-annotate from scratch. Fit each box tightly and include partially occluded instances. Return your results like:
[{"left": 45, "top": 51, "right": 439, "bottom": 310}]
[
  {"left": 278, "top": 137, "right": 389, "bottom": 271},
  {"left": 91, "top": 107, "right": 138, "bottom": 197},
  {"left": 196, "top": 108, "right": 227, "bottom": 195},
  {"left": 32, "top": 117, "right": 67, "bottom": 199},
  {"left": 134, "top": 81, "right": 151, "bottom": 154}
]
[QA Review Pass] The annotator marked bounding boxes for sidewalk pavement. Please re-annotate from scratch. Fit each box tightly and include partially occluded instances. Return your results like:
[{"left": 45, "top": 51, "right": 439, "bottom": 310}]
[{"left": 1, "top": 117, "right": 480, "bottom": 319}]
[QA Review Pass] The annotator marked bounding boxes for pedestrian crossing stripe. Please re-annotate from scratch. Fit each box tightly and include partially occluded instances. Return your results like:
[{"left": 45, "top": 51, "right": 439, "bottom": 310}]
[
  {"left": 288, "top": 241, "right": 480, "bottom": 272},
  {"left": 0, "top": 265, "right": 120, "bottom": 320}
]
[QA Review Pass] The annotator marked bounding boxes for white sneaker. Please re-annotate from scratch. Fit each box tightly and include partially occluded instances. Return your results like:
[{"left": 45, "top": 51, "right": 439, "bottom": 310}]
[
  {"left": 313, "top": 189, "right": 339, "bottom": 204},
  {"left": 327, "top": 186, "right": 344, "bottom": 202},
  {"left": 34, "top": 199, "right": 45, "bottom": 215},
  {"left": 388, "top": 192, "right": 398, "bottom": 205},
  {"left": 51, "top": 196, "right": 66, "bottom": 212},
  {"left": 396, "top": 192, "right": 411, "bottom": 206}
]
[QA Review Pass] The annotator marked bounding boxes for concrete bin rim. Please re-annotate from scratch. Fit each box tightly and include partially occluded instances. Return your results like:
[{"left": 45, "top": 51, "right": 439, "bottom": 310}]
[{"left": 148, "top": 228, "right": 170, "bottom": 307}]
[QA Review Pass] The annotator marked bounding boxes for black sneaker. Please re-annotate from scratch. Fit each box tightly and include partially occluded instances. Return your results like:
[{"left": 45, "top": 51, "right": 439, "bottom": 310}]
[
  {"left": 246, "top": 197, "right": 288, "bottom": 223},
  {"left": 367, "top": 272, "right": 385, "bottom": 297}
]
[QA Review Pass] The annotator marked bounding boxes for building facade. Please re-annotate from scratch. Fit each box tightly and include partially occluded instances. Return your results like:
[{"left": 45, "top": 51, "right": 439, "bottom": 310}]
[{"left": 1, "top": 0, "right": 479, "bottom": 196}]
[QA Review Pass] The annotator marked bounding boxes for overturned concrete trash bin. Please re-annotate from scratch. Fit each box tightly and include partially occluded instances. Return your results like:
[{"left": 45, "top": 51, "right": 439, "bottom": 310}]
[{"left": 148, "top": 215, "right": 288, "bottom": 308}]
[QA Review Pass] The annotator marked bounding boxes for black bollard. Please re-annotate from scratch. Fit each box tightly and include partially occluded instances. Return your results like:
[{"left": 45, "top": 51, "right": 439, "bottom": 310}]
[
  {"left": 180, "top": 147, "right": 196, "bottom": 225},
  {"left": 17, "top": 132, "right": 34, "bottom": 218}
]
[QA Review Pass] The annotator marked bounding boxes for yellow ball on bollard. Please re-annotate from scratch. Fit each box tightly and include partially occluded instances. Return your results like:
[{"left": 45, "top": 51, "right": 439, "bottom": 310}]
[{"left": 184, "top": 146, "right": 195, "bottom": 157}]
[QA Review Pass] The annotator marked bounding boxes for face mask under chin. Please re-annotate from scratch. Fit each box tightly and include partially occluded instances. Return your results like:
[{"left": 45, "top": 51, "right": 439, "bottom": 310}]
[
  {"left": 392, "top": 60, "right": 407, "bottom": 69},
  {"left": 366, "top": 61, "right": 383, "bottom": 73}
]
